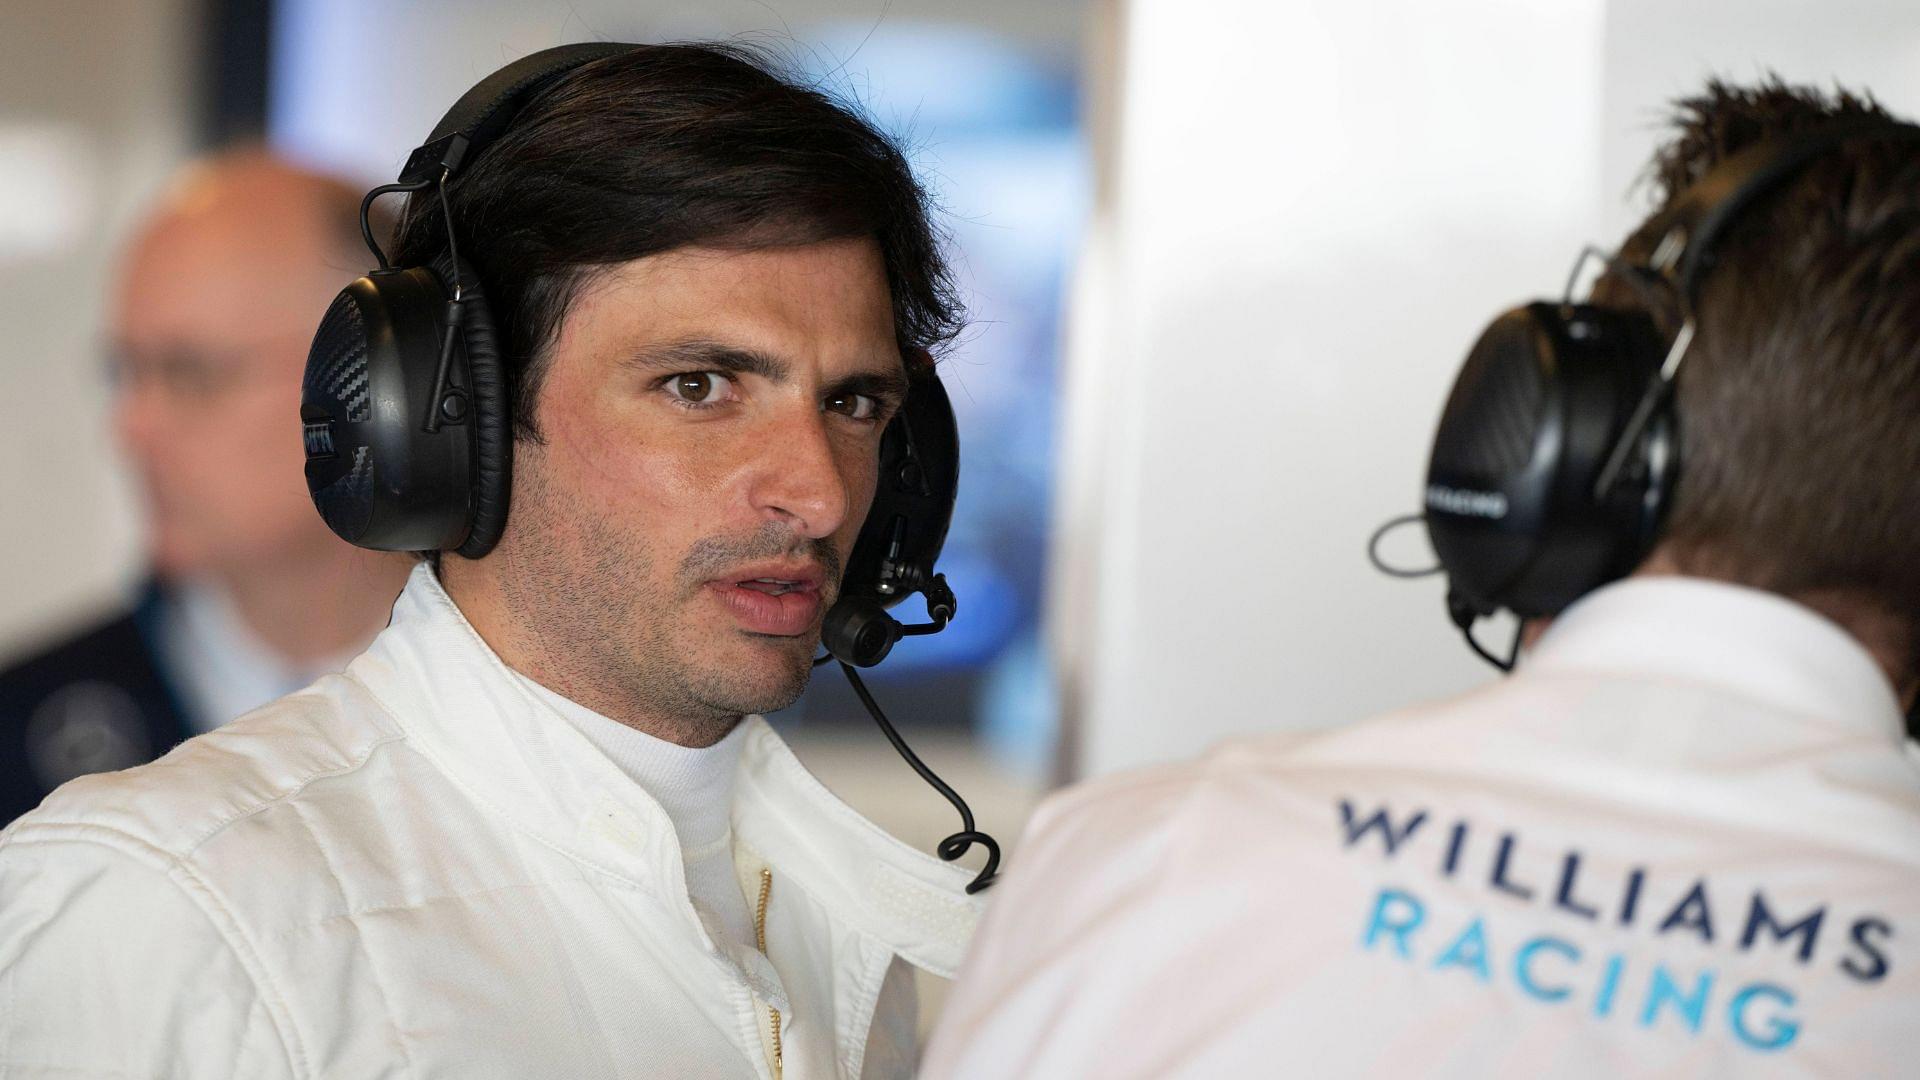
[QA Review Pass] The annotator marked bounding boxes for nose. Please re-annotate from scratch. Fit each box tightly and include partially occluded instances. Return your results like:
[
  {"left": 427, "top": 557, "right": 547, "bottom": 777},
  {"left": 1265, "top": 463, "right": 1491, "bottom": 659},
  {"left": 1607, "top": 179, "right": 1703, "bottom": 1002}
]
[
  {"left": 752, "top": 407, "right": 852, "bottom": 540},
  {"left": 113, "top": 375, "right": 169, "bottom": 468}
]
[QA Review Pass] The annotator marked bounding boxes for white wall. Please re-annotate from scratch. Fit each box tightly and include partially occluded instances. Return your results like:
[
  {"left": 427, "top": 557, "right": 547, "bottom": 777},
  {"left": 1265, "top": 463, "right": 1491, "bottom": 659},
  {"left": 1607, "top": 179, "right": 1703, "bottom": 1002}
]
[
  {"left": 1598, "top": 0, "right": 1920, "bottom": 240},
  {"left": 0, "top": 0, "right": 194, "bottom": 656},
  {"left": 1059, "top": 0, "right": 1920, "bottom": 778}
]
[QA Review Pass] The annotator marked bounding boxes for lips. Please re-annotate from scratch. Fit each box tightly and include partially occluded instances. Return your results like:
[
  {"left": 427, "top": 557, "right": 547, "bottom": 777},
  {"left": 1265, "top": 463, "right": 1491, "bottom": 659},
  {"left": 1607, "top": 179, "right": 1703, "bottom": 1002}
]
[{"left": 707, "top": 563, "right": 828, "bottom": 636}]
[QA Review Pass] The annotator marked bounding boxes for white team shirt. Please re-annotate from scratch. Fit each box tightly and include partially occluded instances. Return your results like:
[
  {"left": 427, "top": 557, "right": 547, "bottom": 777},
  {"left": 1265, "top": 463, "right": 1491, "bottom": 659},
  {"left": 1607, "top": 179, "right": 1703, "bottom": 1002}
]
[
  {"left": 0, "top": 563, "right": 981, "bottom": 1078},
  {"left": 924, "top": 577, "right": 1920, "bottom": 1078}
]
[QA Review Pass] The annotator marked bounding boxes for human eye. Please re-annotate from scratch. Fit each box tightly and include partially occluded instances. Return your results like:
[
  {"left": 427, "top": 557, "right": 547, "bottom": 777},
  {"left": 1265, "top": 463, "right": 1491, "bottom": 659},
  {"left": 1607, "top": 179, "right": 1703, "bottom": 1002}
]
[
  {"left": 170, "top": 354, "right": 242, "bottom": 397},
  {"left": 824, "top": 391, "right": 883, "bottom": 422},
  {"left": 660, "top": 371, "right": 737, "bottom": 409}
]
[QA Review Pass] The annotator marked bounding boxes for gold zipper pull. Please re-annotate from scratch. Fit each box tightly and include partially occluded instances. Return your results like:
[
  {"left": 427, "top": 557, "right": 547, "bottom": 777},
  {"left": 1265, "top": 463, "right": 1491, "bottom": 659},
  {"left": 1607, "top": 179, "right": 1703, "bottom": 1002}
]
[{"left": 755, "top": 867, "right": 783, "bottom": 1079}]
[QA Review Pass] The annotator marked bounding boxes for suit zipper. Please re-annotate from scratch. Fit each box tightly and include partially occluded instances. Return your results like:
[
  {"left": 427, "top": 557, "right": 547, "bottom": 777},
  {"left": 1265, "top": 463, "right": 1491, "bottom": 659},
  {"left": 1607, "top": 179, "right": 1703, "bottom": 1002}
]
[{"left": 755, "top": 867, "right": 784, "bottom": 1080}]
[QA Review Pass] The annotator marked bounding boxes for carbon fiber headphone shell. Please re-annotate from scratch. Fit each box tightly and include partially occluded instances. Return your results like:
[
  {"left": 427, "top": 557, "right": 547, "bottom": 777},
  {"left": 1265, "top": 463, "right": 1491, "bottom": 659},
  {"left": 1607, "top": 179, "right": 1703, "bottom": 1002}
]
[
  {"left": 1424, "top": 302, "right": 1673, "bottom": 619},
  {"left": 301, "top": 259, "right": 504, "bottom": 554}
]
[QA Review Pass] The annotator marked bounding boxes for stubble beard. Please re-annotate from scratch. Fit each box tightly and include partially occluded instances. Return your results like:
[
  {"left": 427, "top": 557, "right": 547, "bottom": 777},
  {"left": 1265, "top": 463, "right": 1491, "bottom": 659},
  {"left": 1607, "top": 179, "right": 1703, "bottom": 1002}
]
[{"left": 501, "top": 469, "right": 837, "bottom": 745}]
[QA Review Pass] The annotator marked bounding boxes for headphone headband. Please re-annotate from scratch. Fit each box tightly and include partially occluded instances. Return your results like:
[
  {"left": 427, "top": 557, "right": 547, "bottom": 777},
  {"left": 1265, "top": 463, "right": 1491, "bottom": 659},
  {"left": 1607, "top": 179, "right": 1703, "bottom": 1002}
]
[
  {"left": 398, "top": 42, "right": 638, "bottom": 186},
  {"left": 1422, "top": 117, "right": 1920, "bottom": 639},
  {"left": 1648, "top": 120, "right": 1920, "bottom": 301},
  {"left": 313, "top": 38, "right": 963, "bottom": 601}
]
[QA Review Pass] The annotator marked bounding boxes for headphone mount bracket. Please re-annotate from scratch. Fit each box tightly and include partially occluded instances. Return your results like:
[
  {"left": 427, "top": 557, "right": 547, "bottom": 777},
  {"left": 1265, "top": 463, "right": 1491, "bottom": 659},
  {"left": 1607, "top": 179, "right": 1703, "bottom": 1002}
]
[{"left": 399, "top": 133, "right": 472, "bottom": 186}]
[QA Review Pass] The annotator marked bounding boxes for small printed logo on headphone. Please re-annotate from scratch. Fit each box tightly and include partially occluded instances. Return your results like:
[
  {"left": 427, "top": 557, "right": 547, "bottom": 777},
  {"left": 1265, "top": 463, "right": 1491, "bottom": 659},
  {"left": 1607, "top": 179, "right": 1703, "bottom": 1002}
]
[
  {"left": 303, "top": 420, "right": 337, "bottom": 460},
  {"left": 1425, "top": 484, "right": 1509, "bottom": 520}
]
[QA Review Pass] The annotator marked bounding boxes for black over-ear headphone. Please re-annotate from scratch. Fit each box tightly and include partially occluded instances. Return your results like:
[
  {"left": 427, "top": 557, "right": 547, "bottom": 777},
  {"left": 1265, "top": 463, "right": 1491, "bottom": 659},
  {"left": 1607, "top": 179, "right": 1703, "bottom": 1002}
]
[
  {"left": 300, "top": 43, "right": 998, "bottom": 890},
  {"left": 1421, "top": 120, "right": 1920, "bottom": 665},
  {"left": 301, "top": 41, "right": 961, "bottom": 667}
]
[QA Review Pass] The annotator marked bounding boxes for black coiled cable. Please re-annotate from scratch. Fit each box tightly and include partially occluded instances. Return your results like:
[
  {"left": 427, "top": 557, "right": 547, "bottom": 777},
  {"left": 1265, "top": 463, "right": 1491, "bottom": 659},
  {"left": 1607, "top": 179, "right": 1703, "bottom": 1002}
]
[{"left": 835, "top": 660, "right": 1000, "bottom": 894}]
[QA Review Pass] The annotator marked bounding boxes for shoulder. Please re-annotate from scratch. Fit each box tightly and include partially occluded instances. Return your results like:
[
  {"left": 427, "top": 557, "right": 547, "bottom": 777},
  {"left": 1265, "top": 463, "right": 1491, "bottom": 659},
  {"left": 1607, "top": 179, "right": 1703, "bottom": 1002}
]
[
  {"left": 11, "top": 671, "right": 407, "bottom": 860},
  {"left": 1022, "top": 727, "right": 1357, "bottom": 850},
  {"left": 0, "top": 821, "right": 301, "bottom": 1076},
  {"left": 988, "top": 734, "right": 1319, "bottom": 915},
  {"left": 1020, "top": 755, "right": 1227, "bottom": 853},
  {"left": 996, "top": 708, "right": 1479, "bottom": 904}
]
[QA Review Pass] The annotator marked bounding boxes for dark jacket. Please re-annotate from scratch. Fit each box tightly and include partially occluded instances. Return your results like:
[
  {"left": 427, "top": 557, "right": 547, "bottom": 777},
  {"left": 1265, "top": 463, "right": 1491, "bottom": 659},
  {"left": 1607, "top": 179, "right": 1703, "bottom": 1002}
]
[{"left": 0, "top": 584, "right": 191, "bottom": 822}]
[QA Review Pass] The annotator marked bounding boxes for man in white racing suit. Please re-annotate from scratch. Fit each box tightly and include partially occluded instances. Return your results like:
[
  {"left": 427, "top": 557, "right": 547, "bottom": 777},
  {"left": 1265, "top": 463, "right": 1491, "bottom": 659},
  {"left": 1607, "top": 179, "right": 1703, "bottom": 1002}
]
[{"left": 0, "top": 42, "right": 982, "bottom": 1079}]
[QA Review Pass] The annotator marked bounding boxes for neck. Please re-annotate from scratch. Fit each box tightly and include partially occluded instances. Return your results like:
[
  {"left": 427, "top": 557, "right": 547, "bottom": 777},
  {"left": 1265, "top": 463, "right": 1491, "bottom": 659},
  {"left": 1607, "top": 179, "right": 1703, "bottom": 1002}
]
[
  {"left": 1786, "top": 589, "right": 1919, "bottom": 711},
  {"left": 1634, "top": 548, "right": 1918, "bottom": 710},
  {"left": 207, "top": 544, "right": 412, "bottom": 666},
  {"left": 440, "top": 553, "right": 736, "bottom": 748}
]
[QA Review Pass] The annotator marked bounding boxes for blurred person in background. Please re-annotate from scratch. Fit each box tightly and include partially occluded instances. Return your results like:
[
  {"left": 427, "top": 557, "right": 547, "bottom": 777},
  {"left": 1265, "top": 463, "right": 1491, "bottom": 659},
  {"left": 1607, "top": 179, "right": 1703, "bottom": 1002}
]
[
  {"left": 925, "top": 78, "right": 1920, "bottom": 1077},
  {"left": 0, "top": 151, "right": 411, "bottom": 821}
]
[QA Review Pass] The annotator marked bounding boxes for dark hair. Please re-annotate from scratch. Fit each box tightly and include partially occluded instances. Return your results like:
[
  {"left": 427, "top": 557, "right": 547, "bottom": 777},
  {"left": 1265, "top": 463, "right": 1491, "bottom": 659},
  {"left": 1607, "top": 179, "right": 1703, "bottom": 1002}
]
[
  {"left": 1597, "top": 78, "right": 1920, "bottom": 642},
  {"left": 391, "top": 42, "right": 965, "bottom": 441}
]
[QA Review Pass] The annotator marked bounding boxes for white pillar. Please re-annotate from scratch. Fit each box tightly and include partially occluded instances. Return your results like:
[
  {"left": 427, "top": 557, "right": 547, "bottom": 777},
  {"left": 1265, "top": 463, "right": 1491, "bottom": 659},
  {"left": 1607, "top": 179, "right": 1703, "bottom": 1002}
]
[{"left": 1059, "top": 0, "right": 1920, "bottom": 779}]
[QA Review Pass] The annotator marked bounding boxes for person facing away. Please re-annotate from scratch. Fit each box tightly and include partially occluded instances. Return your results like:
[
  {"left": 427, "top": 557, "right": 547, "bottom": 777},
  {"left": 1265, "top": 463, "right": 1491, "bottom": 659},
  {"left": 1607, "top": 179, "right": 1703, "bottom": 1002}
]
[
  {"left": 924, "top": 78, "right": 1920, "bottom": 1079},
  {"left": 0, "top": 43, "right": 982, "bottom": 1079},
  {"left": 0, "top": 151, "right": 412, "bottom": 821}
]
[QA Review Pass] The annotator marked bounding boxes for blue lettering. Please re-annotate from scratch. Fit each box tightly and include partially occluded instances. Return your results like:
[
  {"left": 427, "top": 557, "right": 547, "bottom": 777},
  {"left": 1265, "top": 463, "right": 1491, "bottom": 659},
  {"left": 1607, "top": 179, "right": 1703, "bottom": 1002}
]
[
  {"left": 1728, "top": 982, "right": 1800, "bottom": 1052},
  {"left": 1640, "top": 964, "right": 1714, "bottom": 1034},
  {"left": 1514, "top": 936, "right": 1580, "bottom": 1003},
  {"left": 1361, "top": 888, "right": 1424, "bottom": 958},
  {"left": 1432, "top": 918, "right": 1493, "bottom": 982},
  {"left": 1338, "top": 800, "right": 1427, "bottom": 856},
  {"left": 1594, "top": 955, "right": 1625, "bottom": 1018}
]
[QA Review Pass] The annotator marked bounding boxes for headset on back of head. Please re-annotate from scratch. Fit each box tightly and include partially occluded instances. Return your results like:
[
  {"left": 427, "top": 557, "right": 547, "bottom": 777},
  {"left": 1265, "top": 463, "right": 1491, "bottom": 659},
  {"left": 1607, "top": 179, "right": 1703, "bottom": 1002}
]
[
  {"left": 299, "top": 42, "right": 960, "bottom": 669},
  {"left": 1419, "top": 119, "right": 1920, "bottom": 669}
]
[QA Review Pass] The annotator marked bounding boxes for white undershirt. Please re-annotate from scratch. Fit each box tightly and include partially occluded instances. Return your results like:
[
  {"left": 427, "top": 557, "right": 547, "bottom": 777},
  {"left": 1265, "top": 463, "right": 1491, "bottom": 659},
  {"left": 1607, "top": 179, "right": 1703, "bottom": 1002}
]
[{"left": 512, "top": 674, "right": 756, "bottom": 954}]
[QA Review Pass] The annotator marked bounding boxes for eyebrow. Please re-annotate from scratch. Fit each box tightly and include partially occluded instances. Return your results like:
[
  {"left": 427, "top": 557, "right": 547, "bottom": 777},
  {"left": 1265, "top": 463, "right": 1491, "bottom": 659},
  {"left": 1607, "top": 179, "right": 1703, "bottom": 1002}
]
[{"left": 624, "top": 339, "right": 911, "bottom": 404}]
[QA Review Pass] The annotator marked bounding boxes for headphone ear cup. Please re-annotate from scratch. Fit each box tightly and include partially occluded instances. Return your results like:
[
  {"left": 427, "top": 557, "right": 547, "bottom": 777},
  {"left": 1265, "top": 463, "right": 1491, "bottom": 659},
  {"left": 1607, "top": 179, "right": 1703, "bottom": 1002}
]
[
  {"left": 304, "top": 290, "right": 379, "bottom": 544},
  {"left": 304, "top": 266, "right": 475, "bottom": 551},
  {"left": 839, "top": 368, "right": 959, "bottom": 610},
  {"left": 428, "top": 255, "right": 512, "bottom": 559},
  {"left": 1425, "top": 303, "right": 1666, "bottom": 618},
  {"left": 1424, "top": 306, "right": 1557, "bottom": 616}
]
